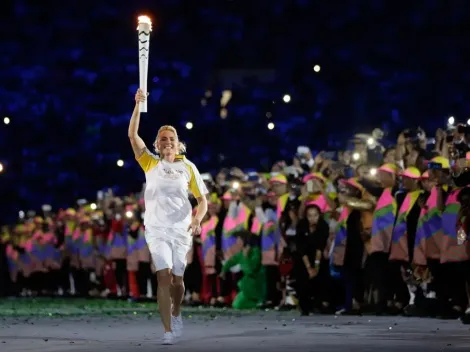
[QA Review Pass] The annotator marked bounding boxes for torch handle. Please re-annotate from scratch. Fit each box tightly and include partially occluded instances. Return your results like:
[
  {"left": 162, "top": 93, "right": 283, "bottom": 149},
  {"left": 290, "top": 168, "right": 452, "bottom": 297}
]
[
  {"left": 138, "top": 24, "right": 151, "bottom": 113},
  {"left": 139, "top": 57, "right": 148, "bottom": 113}
]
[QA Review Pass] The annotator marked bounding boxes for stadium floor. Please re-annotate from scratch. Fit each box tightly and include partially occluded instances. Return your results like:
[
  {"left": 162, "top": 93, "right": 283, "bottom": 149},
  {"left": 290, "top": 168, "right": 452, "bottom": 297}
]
[{"left": 0, "top": 298, "right": 469, "bottom": 351}]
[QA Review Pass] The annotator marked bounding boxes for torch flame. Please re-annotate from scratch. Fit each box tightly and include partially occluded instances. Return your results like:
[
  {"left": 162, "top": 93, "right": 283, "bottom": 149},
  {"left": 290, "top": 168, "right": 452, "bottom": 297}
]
[{"left": 137, "top": 15, "right": 152, "bottom": 31}]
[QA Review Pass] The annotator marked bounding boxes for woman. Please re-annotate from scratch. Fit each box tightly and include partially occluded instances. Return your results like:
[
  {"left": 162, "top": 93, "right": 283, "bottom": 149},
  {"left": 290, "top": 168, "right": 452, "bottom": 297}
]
[
  {"left": 294, "top": 204, "right": 330, "bottom": 315},
  {"left": 333, "top": 178, "right": 374, "bottom": 315},
  {"left": 220, "top": 232, "right": 266, "bottom": 309},
  {"left": 129, "top": 89, "right": 208, "bottom": 345}
]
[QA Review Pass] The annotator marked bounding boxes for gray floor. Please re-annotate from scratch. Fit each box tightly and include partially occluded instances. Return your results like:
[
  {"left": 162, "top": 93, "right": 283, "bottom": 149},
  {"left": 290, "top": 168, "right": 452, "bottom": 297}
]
[{"left": 1, "top": 312, "right": 470, "bottom": 351}]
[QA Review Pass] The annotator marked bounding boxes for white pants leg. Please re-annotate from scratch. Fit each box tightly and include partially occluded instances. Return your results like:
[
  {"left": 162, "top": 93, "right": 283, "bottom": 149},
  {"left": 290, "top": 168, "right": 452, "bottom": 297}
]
[{"left": 145, "top": 227, "right": 192, "bottom": 276}]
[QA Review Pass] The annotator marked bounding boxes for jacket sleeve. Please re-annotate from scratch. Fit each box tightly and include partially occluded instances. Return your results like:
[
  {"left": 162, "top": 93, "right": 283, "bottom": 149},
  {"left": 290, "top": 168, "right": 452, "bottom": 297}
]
[
  {"left": 221, "top": 252, "right": 241, "bottom": 272},
  {"left": 295, "top": 220, "right": 308, "bottom": 257}
]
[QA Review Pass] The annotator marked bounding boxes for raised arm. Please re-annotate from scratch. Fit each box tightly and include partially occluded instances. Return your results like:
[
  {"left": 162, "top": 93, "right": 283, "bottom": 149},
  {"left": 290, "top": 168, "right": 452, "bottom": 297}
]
[{"left": 128, "top": 89, "right": 147, "bottom": 159}]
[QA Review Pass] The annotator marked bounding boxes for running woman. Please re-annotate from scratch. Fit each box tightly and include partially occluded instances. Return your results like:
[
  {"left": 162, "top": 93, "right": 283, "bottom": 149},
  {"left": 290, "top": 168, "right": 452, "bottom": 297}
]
[{"left": 129, "top": 89, "right": 208, "bottom": 344}]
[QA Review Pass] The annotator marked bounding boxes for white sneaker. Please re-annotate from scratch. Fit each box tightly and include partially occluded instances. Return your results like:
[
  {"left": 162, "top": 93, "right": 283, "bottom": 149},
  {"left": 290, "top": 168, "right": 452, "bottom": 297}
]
[
  {"left": 162, "top": 332, "right": 175, "bottom": 345},
  {"left": 171, "top": 314, "right": 183, "bottom": 338}
]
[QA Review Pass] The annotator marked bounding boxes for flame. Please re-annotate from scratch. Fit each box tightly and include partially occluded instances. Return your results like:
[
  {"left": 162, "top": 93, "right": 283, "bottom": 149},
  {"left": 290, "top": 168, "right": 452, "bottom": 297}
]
[{"left": 137, "top": 15, "right": 152, "bottom": 31}]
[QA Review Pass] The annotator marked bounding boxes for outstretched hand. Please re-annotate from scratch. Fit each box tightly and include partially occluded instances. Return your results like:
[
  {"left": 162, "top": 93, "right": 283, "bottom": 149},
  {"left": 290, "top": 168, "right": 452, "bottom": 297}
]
[
  {"left": 187, "top": 218, "right": 202, "bottom": 236},
  {"left": 135, "top": 88, "right": 147, "bottom": 104}
]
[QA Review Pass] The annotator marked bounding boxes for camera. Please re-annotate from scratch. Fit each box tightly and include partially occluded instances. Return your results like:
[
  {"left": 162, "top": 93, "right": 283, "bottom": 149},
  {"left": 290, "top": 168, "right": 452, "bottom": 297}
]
[
  {"left": 404, "top": 128, "right": 425, "bottom": 141},
  {"left": 453, "top": 141, "right": 470, "bottom": 159},
  {"left": 457, "top": 124, "right": 470, "bottom": 135},
  {"left": 245, "top": 172, "right": 260, "bottom": 183}
]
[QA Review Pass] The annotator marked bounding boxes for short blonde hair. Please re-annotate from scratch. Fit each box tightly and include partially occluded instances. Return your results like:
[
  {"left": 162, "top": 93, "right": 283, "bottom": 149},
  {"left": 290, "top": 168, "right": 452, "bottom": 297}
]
[{"left": 154, "top": 125, "right": 187, "bottom": 154}]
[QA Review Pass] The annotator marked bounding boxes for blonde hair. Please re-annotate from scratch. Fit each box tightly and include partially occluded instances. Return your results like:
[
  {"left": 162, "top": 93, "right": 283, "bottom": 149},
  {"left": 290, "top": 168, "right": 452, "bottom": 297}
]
[{"left": 154, "top": 125, "right": 187, "bottom": 154}]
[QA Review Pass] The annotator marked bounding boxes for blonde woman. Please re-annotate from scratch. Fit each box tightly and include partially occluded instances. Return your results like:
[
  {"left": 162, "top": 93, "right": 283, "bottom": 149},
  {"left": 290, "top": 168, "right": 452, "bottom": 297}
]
[{"left": 128, "top": 89, "right": 208, "bottom": 344}]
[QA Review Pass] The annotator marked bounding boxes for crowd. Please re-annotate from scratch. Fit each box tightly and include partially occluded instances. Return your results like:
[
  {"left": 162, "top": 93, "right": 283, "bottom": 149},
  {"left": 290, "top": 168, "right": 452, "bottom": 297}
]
[
  {"left": 3, "top": 1, "right": 470, "bottom": 224},
  {"left": 3, "top": 1, "right": 470, "bottom": 334},
  {"left": 2, "top": 124, "right": 470, "bottom": 325}
]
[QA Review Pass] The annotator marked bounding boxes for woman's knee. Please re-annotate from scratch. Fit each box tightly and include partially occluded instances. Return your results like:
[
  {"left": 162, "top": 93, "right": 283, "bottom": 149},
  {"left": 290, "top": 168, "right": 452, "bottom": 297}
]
[
  {"left": 156, "top": 269, "right": 172, "bottom": 287},
  {"left": 172, "top": 275, "right": 184, "bottom": 288}
]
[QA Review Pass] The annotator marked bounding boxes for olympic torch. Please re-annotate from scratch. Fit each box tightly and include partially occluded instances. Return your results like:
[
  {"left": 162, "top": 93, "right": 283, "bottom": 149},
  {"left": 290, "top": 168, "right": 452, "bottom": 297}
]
[{"left": 137, "top": 15, "right": 152, "bottom": 113}]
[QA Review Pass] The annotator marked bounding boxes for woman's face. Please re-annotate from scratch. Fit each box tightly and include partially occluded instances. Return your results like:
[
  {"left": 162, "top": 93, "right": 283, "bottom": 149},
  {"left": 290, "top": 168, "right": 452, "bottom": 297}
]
[
  {"left": 306, "top": 207, "right": 320, "bottom": 226},
  {"left": 378, "top": 170, "right": 395, "bottom": 187},
  {"left": 268, "top": 195, "right": 278, "bottom": 206},
  {"left": 156, "top": 130, "right": 178, "bottom": 158},
  {"left": 216, "top": 172, "right": 226, "bottom": 186},
  {"left": 342, "top": 151, "right": 351, "bottom": 165},
  {"left": 288, "top": 209, "right": 297, "bottom": 221},
  {"left": 402, "top": 176, "right": 417, "bottom": 191},
  {"left": 208, "top": 203, "right": 220, "bottom": 216},
  {"left": 223, "top": 199, "right": 231, "bottom": 209},
  {"left": 356, "top": 165, "right": 369, "bottom": 178},
  {"left": 272, "top": 182, "right": 287, "bottom": 196},
  {"left": 429, "top": 169, "right": 447, "bottom": 184},
  {"left": 384, "top": 148, "right": 396, "bottom": 164},
  {"left": 422, "top": 179, "right": 435, "bottom": 192}
]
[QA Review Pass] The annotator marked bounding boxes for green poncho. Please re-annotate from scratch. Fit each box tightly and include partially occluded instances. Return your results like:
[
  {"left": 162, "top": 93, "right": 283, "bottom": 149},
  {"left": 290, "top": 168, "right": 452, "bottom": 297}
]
[{"left": 222, "top": 247, "right": 266, "bottom": 309}]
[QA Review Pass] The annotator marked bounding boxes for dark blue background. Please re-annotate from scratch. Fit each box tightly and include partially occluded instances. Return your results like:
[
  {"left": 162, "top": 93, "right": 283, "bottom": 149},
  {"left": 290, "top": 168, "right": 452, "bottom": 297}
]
[{"left": 1, "top": 0, "right": 470, "bottom": 223}]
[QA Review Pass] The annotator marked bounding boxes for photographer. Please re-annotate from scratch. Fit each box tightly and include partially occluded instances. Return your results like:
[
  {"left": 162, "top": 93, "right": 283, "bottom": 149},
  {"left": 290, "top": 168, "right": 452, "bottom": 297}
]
[
  {"left": 299, "top": 173, "right": 335, "bottom": 219},
  {"left": 296, "top": 147, "right": 314, "bottom": 172},
  {"left": 396, "top": 128, "right": 427, "bottom": 169},
  {"left": 448, "top": 124, "right": 470, "bottom": 161}
]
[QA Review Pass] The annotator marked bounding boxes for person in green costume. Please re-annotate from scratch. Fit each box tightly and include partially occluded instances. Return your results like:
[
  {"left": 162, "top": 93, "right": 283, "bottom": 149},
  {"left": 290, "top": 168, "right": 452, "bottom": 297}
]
[{"left": 220, "top": 232, "right": 266, "bottom": 309}]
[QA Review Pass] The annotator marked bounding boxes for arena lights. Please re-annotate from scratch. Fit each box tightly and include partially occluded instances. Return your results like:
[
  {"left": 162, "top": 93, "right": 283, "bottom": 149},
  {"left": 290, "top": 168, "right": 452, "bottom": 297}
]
[
  {"left": 367, "top": 137, "right": 375, "bottom": 146},
  {"left": 283, "top": 94, "right": 291, "bottom": 103},
  {"left": 313, "top": 65, "right": 321, "bottom": 72},
  {"left": 220, "top": 108, "right": 227, "bottom": 119},
  {"left": 221, "top": 90, "right": 232, "bottom": 107},
  {"left": 185, "top": 121, "right": 193, "bottom": 130},
  {"left": 0, "top": 162, "right": 3, "bottom": 173},
  {"left": 467, "top": 118, "right": 470, "bottom": 125},
  {"left": 448, "top": 116, "right": 455, "bottom": 125},
  {"left": 90, "top": 203, "right": 97, "bottom": 210},
  {"left": 117, "top": 159, "right": 124, "bottom": 167},
  {"left": 3, "top": 117, "right": 10, "bottom": 125},
  {"left": 267, "top": 122, "right": 275, "bottom": 130},
  {"left": 352, "top": 152, "right": 360, "bottom": 161}
]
